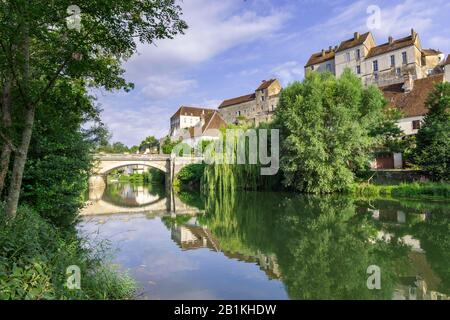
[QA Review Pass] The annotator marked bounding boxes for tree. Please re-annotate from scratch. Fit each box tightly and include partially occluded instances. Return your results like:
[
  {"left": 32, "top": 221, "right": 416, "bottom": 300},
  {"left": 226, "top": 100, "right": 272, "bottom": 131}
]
[
  {"left": 161, "top": 137, "right": 177, "bottom": 154},
  {"left": 413, "top": 82, "right": 450, "bottom": 181},
  {"left": 21, "top": 80, "right": 101, "bottom": 227},
  {"left": 274, "top": 70, "right": 387, "bottom": 193},
  {"left": 0, "top": 1, "right": 187, "bottom": 217},
  {"left": 139, "top": 135, "right": 159, "bottom": 152}
]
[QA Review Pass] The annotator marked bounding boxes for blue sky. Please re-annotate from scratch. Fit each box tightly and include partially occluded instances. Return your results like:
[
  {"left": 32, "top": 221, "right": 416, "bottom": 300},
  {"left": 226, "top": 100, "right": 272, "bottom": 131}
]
[{"left": 96, "top": 0, "right": 450, "bottom": 146}]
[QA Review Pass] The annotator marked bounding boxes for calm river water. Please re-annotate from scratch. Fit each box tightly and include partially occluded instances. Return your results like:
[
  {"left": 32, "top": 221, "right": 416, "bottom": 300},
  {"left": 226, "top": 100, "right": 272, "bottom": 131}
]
[{"left": 79, "top": 182, "right": 450, "bottom": 300}]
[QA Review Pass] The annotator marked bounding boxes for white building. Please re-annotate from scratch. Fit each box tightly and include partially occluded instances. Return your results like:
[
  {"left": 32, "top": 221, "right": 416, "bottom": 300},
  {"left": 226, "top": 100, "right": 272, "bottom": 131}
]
[
  {"left": 182, "top": 111, "right": 227, "bottom": 147},
  {"left": 170, "top": 106, "right": 216, "bottom": 139}
]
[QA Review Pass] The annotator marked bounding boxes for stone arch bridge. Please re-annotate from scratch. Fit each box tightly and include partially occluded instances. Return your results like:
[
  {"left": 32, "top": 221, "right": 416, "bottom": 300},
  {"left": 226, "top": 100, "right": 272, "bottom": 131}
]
[{"left": 89, "top": 154, "right": 203, "bottom": 192}]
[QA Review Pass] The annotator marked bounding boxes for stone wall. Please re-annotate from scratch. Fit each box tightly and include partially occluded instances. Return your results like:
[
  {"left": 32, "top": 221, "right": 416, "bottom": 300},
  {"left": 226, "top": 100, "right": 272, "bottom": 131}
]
[{"left": 371, "top": 170, "right": 431, "bottom": 185}]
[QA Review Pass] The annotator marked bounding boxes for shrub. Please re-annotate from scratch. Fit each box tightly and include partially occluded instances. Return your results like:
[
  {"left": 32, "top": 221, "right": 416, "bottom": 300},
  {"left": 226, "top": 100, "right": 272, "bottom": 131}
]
[{"left": 0, "top": 204, "right": 136, "bottom": 300}]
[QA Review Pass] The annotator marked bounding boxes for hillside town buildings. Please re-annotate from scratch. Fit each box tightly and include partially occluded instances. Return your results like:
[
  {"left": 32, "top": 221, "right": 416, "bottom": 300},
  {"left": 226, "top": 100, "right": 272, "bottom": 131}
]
[
  {"left": 305, "top": 30, "right": 449, "bottom": 168},
  {"left": 169, "top": 106, "right": 227, "bottom": 146},
  {"left": 305, "top": 29, "right": 445, "bottom": 87},
  {"left": 218, "top": 79, "right": 282, "bottom": 125},
  {"left": 163, "top": 29, "right": 448, "bottom": 169}
]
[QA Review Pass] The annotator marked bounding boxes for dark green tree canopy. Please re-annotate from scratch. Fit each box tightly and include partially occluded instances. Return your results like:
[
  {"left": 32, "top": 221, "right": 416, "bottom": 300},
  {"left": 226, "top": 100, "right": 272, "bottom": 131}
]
[
  {"left": 275, "top": 70, "right": 388, "bottom": 193},
  {"left": 413, "top": 82, "right": 450, "bottom": 181}
]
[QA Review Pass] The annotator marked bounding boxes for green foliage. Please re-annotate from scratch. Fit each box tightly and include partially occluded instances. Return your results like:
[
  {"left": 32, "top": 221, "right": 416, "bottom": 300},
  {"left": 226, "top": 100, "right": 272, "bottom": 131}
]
[
  {"left": 350, "top": 182, "right": 450, "bottom": 200},
  {"left": 20, "top": 81, "right": 97, "bottom": 228},
  {"left": 161, "top": 137, "right": 178, "bottom": 154},
  {"left": 0, "top": 204, "right": 135, "bottom": 300},
  {"left": 161, "top": 137, "right": 192, "bottom": 156},
  {"left": 372, "top": 108, "right": 406, "bottom": 154},
  {"left": 413, "top": 82, "right": 450, "bottom": 181},
  {"left": 201, "top": 192, "right": 408, "bottom": 299},
  {"left": 175, "top": 164, "right": 206, "bottom": 190},
  {"left": 274, "top": 70, "right": 388, "bottom": 193},
  {"left": 201, "top": 125, "right": 282, "bottom": 195},
  {"left": 97, "top": 141, "right": 131, "bottom": 154},
  {"left": 139, "top": 136, "right": 159, "bottom": 152}
]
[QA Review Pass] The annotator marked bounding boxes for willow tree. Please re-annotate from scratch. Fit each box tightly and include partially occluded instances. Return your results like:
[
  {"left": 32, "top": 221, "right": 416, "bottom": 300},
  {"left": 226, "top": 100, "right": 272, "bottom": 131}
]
[
  {"left": 275, "top": 70, "right": 387, "bottom": 194},
  {"left": 0, "top": 1, "right": 187, "bottom": 217}
]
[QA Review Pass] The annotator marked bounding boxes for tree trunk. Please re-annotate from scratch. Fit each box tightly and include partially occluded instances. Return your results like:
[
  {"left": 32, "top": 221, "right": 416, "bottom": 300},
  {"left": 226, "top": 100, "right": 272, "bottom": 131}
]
[
  {"left": 5, "top": 104, "right": 35, "bottom": 218},
  {"left": 5, "top": 23, "right": 31, "bottom": 218},
  {"left": 0, "top": 79, "right": 13, "bottom": 195}
]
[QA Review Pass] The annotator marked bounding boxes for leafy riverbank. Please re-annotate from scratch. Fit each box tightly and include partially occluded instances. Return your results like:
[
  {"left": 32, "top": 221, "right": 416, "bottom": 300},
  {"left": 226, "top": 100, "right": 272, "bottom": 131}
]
[
  {"left": 350, "top": 182, "right": 450, "bottom": 200},
  {"left": 0, "top": 204, "right": 136, "bottom": 299}
]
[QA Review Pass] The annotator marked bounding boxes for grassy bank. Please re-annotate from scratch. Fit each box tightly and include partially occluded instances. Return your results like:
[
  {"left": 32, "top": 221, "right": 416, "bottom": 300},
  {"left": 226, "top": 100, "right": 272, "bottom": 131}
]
[
  {"left": 350, "top": 182, "right": 450, "bottom": 200},
  {"left": 0, "top": 204, "right": 136, "bottom": 299}
]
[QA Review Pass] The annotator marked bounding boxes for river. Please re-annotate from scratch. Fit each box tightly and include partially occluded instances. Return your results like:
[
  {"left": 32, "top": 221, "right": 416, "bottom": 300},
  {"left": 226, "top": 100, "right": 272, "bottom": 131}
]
[{"left": 79, "top": 182, "right": 450, "bottom": 300}]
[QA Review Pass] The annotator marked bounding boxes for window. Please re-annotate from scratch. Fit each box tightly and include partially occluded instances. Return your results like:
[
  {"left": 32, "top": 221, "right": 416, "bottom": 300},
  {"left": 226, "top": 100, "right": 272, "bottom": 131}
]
[
  {"left": 412, "top": 120, "right": 421, "bottom": 130},
  {"left": 373, "top": 60, "right": 378, "bottom": 72},
  {"left": 311, "top": 65, "right": 315, "bottom": 71},
  {"left": 326, "top": 63, "right": 332, "bottom": 71},
  {"left": 402, "top": 51, "right": 407, "bottom": 64},
  {"left": 356, "top": 65, "right": 361, "bottom": 74},
  {"left": 261, "top": 95, "right": 265, "bottom": 102},
  {"left": 396, "top": 68, "right": 401, "bottom": 77},
  {"left": 356, "top": 49, "right": 361, "bottom": 60},
  {"left": 346, "top": 52, "right": 351, "bottom": 62},
  {"left": 374, "top": 73, "right": 378, "bottom": 80},
  {"left": 390, "top": 55, "right": 395, "bottom": 67}
]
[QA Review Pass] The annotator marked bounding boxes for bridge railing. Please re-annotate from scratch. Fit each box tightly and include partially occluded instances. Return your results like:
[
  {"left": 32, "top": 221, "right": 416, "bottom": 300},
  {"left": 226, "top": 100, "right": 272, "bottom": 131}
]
[{"left": 92, "top": 153, "right": 204, "bottom": 161}]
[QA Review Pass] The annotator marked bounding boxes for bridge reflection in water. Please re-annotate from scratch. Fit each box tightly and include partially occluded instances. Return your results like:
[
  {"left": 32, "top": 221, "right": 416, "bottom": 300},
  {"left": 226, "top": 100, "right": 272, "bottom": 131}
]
[{"left": 81, "top": 182, "right": 202, "bottom": 216}]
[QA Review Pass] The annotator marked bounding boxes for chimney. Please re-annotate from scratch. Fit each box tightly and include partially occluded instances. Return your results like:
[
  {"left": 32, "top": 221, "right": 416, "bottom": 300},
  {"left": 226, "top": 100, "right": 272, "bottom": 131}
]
[
  {"left": 321, "top": 49, "right": 325, "bottom": 57},
  {"left": 388, "top": 36, "right": 393, "bottom": 44},
  {"left": 354, "top": 32, "right": 360, "bottom": 40},
  {"left": 402, "top": 72, "right": 414, "bottom": 92},
  {"left": 200, "top": 113, "right": 206, "bottom": 127},
  {"left": 328, "top": 46, "right": 332, "bottom": 51},
  {"left": 411, "top": 28, "right": 416, "bottom": 38}
]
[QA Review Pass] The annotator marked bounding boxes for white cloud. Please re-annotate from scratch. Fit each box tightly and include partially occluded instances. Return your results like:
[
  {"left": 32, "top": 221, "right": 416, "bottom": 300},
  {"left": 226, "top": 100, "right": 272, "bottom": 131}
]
[
  {"left": 240, "top": 68, "right": 260, "bottom": 76},
  {"left": 141, "top": 75, "right": 197, "bottom": 100},
  {"left": 307, "top": 0, "right": 446, "bottom": 43},
  {"left": 125, "top": 0, "right": 289, "bottom": 82},
  {"left": 97, "top": 0, "right": 290, "bottom": 145},
  {"left": 271, "top": 61, "right": 304, "bottom": 86},
  {"left": 100, "top": 99, "right": 175, "bottom": 145}
]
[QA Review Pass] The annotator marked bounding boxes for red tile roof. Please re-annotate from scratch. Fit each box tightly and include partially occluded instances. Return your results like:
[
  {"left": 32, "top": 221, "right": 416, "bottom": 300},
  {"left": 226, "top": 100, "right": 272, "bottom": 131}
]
[
  {"left": 305, "top": 48, "right": 335, "bottom": 67},
  {"left": 219, "top": 79, "right": 279, "bottom": 109},
  {"left": 256, "top": 79, "right": 277, "bottom": 91},
  {"left": 218, "top": 93, "right": 256, "bottom": 109},
  {"left": 188, "top": 111, "right": 227, "bottom": 138},
  {"left": 336, "top": 32, "right": 371, "bottom": 52},
  {"left": 366, "top": 34, "right": 416, "bottom": 59},
  {"left": 380, "top": 74, "right": 444, "bottom": 117},
  {"left": 421, "top": 48, "right": 442, "bottom": 56},
  {"left": 171, "top": 106, "right": 216, "bottom": 120}
]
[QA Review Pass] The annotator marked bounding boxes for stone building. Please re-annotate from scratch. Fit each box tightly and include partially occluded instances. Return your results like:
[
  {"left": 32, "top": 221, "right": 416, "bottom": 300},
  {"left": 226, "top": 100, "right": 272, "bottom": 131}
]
[
  {"left": 305, "top": 31, "right": 448, "bottom": 169},
  {"left": 305, "top": 29, "right": 445, "bottom": 87},
  {"left": 445, "top": 55, "right": 450, "bottom": 82},
  {"left": 218, "top": 79, "right": 282, "bottom": 126}
]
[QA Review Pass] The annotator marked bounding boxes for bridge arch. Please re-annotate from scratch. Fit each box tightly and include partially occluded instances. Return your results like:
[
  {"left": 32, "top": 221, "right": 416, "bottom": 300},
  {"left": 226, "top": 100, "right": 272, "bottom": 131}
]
[{"left": 95, "top": 160, "right": 168, "bottom": 175}]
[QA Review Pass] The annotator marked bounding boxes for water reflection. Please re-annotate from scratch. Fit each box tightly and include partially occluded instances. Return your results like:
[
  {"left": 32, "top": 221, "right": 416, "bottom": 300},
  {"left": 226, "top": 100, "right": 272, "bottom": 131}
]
[
  {"left": 81, "top": 182, "right": 202, "bottom": 215},
  {"left": 102, "top": 183, "right": 166, "bottom": 207},
  {"left": 79, "top": 187, "right": 450, "bottom": 300}
]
